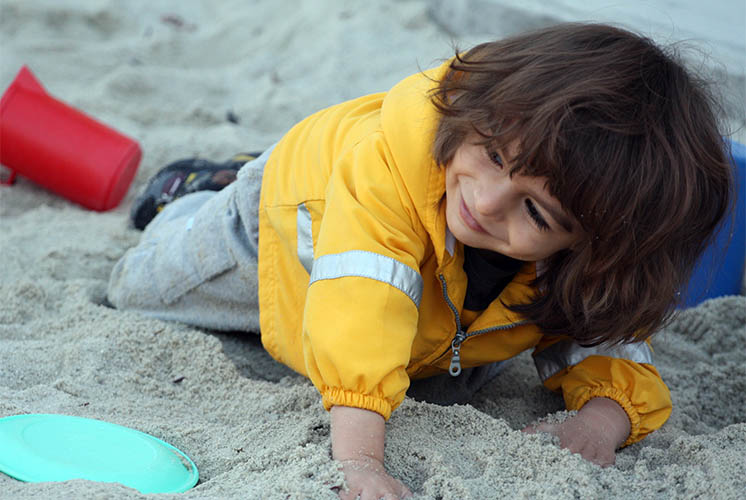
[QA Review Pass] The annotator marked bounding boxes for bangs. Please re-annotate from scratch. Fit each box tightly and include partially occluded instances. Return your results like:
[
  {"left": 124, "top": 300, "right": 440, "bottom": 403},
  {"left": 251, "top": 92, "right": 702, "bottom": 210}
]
[{"left": 464, "top": 111, "right": 622, "bottom": 242}]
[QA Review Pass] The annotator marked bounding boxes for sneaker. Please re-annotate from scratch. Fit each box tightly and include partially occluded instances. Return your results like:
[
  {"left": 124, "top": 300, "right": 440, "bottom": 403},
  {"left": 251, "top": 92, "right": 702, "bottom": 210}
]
[{"left": 130, "top": 152, "right": 261, "bottom": 230}]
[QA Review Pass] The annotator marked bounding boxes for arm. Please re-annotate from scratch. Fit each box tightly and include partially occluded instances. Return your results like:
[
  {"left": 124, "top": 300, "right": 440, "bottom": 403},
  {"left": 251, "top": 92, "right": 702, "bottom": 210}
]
[
  {"left": 523, "top": 397, "right": 630, "bottom": 466},
  {"left": 303, "top": 134, "right": 427, "bottom": 420},
  {"left": 528, "top": 337, "right": 672, "bottom": 466},
  {"left": 299, "top": 139, "right": 424, "bottom": 498},
  {"left": 331, "top": 406, "right": 411, "bottom": 499}
]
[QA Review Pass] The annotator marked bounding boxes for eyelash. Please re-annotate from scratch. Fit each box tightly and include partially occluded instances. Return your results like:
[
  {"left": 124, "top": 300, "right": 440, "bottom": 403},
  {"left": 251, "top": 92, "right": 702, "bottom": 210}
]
[
  {"left": 525, "top": 199, "right": 550, "bottom": 231},
  {"left": 486, "top": 149, "right": 504, "bottom": 169},
  {"left": 486, "top": 147, "right": 551, "bottom": 232}
]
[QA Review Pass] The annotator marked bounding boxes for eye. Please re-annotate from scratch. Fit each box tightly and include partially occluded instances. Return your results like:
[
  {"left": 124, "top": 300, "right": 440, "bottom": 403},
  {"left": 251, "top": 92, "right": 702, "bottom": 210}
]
[
  {"left": 485, "top": 148, "right": 504, "bottom": 169},
  {"left": 525, "top": 199, "right": 550, "bottom": 231}
]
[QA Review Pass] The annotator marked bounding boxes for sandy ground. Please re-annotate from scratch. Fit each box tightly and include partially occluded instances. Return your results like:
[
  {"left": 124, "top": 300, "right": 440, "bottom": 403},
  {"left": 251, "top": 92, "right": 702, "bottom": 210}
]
[{"left": 1, "top": 1, "right": 744, "bottom": 498}]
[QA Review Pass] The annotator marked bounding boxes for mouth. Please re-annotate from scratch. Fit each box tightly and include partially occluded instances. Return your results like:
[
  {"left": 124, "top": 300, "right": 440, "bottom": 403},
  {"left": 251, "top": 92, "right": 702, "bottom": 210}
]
[{"left": 459, "top": 199, "right": 487, "bottom": 233}]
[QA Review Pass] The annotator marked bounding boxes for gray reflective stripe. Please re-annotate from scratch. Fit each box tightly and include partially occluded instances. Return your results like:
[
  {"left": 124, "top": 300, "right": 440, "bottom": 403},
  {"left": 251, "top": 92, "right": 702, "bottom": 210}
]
[
  {"left": 309, "top": 250, "right": 423, "bottom": 307},
  {"left": 297, "top": 202, "right": 314, "bottom": 274},
  {"left": 533, "top": 339, "right": 654, "bottom": 382},
  {"left": 445, "top": 228, "right": 456, "bottom": 256}
]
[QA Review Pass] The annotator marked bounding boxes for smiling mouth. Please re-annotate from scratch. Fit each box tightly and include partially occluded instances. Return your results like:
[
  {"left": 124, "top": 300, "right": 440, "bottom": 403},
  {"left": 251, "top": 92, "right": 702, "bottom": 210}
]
[{"left": 459, "top": 199, "right": 487, "bottom": 233}]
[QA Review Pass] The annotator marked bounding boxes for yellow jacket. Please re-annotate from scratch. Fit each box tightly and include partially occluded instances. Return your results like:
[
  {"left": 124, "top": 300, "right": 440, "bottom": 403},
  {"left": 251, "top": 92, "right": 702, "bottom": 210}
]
[{"left": 257, "top": 61, "right": 671, "bottom": 445}]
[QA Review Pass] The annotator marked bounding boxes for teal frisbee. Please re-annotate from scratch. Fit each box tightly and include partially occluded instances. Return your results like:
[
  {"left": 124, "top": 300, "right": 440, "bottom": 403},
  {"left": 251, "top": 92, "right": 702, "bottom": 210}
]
[{"left": 0, "top": 414, "right": 198, "bottom": 493}]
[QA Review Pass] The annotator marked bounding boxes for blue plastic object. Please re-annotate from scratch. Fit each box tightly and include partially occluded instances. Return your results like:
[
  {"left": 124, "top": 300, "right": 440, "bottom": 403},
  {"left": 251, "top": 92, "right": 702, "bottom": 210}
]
[
  {"left": 681, "top": 139, "right": 746, "bottom": 308},
  {"left": 0, "top": 414, "right": 199, "bottom": 494}
]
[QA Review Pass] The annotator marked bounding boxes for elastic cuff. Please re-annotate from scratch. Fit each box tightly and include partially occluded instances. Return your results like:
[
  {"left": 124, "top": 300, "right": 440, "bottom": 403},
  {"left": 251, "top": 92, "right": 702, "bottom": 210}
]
[
  {"left": 322, "top": 388, "right": 393, "bottom": 420},
  {"left": 575, "top": 386, "right": 641, "bottom": 447}
]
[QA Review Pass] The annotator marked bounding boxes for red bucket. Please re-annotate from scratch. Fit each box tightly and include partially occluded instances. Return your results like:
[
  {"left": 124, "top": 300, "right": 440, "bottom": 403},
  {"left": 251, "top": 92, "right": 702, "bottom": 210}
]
[{"left": 0, "top": 66, "right": 141, "bottom": 211}]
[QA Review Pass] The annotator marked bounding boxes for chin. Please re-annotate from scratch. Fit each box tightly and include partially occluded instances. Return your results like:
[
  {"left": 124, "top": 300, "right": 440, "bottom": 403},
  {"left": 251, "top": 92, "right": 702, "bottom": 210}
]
[{"left": 449, "top": 225, "right": 478, "bottom": 248}]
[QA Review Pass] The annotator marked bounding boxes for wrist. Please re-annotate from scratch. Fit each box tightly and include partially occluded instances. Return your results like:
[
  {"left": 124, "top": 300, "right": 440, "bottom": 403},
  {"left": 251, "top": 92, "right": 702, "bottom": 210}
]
[
  {"left": 336, "top": 455, "right": 386, "bottom": 472},
  {"left": 330, "top": 405, "right": 386, "bottom": 463},
  {"left": 581, "top": 397, "right": 631, "bottom": 448}
]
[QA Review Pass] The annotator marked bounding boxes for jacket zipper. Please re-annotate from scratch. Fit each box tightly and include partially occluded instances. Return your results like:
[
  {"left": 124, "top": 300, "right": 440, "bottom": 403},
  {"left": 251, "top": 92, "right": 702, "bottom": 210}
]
[{"left": 438, "top": 273, "right": 528, "bottom": 377}]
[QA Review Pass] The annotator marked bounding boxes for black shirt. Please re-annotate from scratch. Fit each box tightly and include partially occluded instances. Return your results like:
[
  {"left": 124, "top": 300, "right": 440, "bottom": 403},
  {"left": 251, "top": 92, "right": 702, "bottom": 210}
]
[{"left": 462, "top": 245, "right": 525, "bottom": 311}]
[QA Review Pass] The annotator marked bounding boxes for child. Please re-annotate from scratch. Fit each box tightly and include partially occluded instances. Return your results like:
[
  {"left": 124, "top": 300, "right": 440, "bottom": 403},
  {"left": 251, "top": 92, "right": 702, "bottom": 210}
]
[{"left": 108, "top": 23, "right": 733, "bottom": 499}]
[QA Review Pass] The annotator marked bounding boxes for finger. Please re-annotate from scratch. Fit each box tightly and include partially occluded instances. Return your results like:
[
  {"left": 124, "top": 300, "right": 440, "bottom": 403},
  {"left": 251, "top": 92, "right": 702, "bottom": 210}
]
[
  {"left": 389, "top": 478, "right": 412, "bottom": 498},
  {"left": 370, "top": 492, "right": 402, "bottom": 500},
  {"left": 597, "top": 450, "right": 616, "bottom": 468},
  {"left": 539, "top": 423, "right": 556, "bottom": 433},
  {"left": 573, "top": 443, "right": 594, "bottom": 462},
  {"left": 586, "top": 452, "right": 607, "bottom": 467},
  {"left": 578, "top": 444, "right": 614, "bottom": 468},
  {"left": 359, "top": 490, "right": 383, "bottom": 500},
  {"left": 527, "top": 422, "right": 555, "bottom": 435},
  {"left": 337, "top": 487, "right": 359, "bottom": 500},
  {"left": 565, "top": 438, "right": 587, "bottom": 455},
  {"left": 522, "top": 425, "right": 536, "bottom": 434}
]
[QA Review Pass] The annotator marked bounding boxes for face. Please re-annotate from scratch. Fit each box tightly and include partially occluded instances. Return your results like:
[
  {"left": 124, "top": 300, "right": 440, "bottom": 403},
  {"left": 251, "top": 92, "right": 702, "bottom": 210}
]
[{"left": 444, "top": 136, "right": 582, "bottom": 261}]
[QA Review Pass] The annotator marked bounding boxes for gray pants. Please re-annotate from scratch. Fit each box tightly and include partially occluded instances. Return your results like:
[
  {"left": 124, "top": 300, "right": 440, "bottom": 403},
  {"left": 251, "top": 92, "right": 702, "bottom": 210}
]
[
  {"left": 107, "top": 148, "right": 271, "bottom": 332},
  {"left": 107, "top": 147, "right": 504, "bottom": 403}
]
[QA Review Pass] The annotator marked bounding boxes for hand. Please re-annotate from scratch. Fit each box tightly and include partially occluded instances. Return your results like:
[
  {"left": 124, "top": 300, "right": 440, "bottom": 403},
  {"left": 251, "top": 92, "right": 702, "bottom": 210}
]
[
  {"left": 523, "top": 397, "right": 631, "bottom": 467},
  {"left": 330, "top": 405, "right": 413, "bottom": 499},
  {"left": 336, "top": 456, "right": 412, "bottom": 500}
]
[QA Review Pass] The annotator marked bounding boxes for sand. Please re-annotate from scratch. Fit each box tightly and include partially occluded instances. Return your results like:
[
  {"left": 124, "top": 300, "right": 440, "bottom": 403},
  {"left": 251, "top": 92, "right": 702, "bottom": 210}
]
[{"left": 1, "top": 1, "right": 744, "bottom": 498}]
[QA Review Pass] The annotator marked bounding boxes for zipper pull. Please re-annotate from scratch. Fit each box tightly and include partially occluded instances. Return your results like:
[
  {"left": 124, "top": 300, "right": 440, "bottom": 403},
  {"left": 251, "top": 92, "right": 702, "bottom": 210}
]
[{"left": 449, "top": 332, "right": 466, "bottom": 376}]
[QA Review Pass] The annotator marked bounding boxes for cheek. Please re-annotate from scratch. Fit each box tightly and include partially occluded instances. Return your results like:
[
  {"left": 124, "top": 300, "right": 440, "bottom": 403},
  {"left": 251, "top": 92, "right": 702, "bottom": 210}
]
[
  {"left": 444, "top": 169, "right": 457, "bottom": 195},
  {"left": 503, "top": 226, "right": 537, "bottom": 254},
  {"left": 513, "top": 230, "right": 561, "bottom": 259},
  {"left": 534, "top": 234, "right": 578, "bottom": 258}
]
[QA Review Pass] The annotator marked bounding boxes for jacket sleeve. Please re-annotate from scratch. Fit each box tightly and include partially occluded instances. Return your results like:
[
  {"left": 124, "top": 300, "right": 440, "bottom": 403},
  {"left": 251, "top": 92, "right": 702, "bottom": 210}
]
[
  {"left": 301, "top": 133, "right": 429, "bottom": 420},
  {"left": 532, "top": 336, "right": 672, "bottom": 446}
]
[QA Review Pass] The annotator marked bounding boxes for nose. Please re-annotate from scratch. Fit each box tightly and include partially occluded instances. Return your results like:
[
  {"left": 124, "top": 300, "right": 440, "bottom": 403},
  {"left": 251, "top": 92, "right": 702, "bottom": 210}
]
[{"left": 473, "top": 180, "right": 511, "bottom": 218}]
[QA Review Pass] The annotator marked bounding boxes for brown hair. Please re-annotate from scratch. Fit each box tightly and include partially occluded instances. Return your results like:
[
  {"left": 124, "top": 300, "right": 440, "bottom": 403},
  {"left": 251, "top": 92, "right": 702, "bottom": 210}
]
[{"left": 430, "top": 23, "right": 733, "bottom": 345}]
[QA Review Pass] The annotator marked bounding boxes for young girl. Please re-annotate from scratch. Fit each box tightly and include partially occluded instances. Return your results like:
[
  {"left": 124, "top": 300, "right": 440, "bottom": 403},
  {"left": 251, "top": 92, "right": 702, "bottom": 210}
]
[{"left": 108, "top": 23, "right": 733, "bottom": 499}]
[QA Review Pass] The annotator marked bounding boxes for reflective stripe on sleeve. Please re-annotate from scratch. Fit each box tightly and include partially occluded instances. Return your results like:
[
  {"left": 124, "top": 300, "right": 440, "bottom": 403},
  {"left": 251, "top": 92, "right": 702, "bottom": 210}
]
[
  {"left": 297, "top": 202, "right": 314, "bottom": 274},
  {"left": 533, "top": 339, "right": 654, "bottom": 382},
  {"left": 309, "top": 250, "right": 424, "bottom": 308}
]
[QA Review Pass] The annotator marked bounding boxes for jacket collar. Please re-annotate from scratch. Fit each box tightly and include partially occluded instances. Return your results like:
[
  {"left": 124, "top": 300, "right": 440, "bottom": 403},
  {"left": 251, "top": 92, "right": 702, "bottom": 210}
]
[
  {"left": 379, "top": 61, "right": 537, "bottom": 308},
  {"left": 380, "top": 61, "right": 455, "bottom": 267}
]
